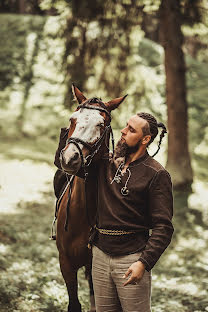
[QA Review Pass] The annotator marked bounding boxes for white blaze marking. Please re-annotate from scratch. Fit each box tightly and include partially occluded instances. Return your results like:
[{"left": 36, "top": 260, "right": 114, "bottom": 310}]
[
  {"left": 71, "top": 109, "right": 104, "bottom": 142},
  {"left": 63, "top": 108, "right": 104, "bottom": 163}
]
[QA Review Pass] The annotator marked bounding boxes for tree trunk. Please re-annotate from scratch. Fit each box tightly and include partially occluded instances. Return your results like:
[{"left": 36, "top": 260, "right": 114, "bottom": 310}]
[
  {"left": 159, "top": 0, "right": 193, "bottom": 190},
  {"left": 18, "top": 0, "right": 26, "bottom": 14},
  {"left": 63, "top": 19, "right": 87, "bottom": 108}
]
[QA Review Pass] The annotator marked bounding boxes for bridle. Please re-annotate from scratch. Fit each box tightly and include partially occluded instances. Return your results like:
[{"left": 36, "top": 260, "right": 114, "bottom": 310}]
[
  {"left": 50, "top": 99, "right": 115, "bottom": 238},
  {"left": 64, "top": 101, "right": 114, "bottom": 180},
  {"left": 49, "top": 100, "right": 115, "bottom": 237}
]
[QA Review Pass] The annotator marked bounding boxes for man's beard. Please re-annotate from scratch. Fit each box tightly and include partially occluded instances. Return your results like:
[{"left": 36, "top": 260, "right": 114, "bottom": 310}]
[{"left": 112, "top": 138, "right": 142, "bottom": 167}]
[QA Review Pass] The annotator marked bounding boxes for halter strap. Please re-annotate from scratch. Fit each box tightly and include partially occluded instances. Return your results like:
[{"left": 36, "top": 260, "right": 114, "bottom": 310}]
[
  {"left": 64, "top": 103, "right": 114, "bottom": 179},
  {"left": 54, "top": 103, "right": 114, "bottom": 234},
  {"left": 66, "top": 137, "right": 93, "bottom": 152}
]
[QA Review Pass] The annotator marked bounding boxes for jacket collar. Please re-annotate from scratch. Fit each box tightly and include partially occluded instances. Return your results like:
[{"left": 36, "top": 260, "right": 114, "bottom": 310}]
[{"left": 128, "top": 150, "right": 149, "bottom": 167}]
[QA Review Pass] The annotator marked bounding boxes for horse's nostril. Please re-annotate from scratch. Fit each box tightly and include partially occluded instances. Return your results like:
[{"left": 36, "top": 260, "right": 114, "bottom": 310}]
[{"left": 72, "top": 152, "right": 79, "bottom": 161}]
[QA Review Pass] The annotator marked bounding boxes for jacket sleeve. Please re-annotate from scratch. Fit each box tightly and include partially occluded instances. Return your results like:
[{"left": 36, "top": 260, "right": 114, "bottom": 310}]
[
  {"left": 138, "top": 169, "right": 174, "bottom": 271},
  {"left": 54, "top": 127, "right": 68, "bottom": 169}
]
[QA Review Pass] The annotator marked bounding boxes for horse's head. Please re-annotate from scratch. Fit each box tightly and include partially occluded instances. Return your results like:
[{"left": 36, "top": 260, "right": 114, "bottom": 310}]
[{"left": 60, "top": 84, "right": 127, "bottom": 176}]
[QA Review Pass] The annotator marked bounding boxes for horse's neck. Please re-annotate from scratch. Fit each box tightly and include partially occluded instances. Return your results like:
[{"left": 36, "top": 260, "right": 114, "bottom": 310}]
[
  {"left": 72, "top": 176, "right": 85, "bottom": 201},
  {"left": 96, "top": 137, "right": 111, "bottom": 161},
  {"left": 65, "top": 176, "right": 86, "bottom": 230}
]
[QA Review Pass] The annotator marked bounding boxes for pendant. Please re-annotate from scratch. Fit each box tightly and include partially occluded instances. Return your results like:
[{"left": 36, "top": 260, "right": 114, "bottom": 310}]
[{"left": 121, "top": 187, "right": 129, "bottom": 196}]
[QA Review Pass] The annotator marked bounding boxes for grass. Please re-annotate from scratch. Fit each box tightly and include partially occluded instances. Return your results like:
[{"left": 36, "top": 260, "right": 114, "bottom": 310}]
[{"left": 0, "top": 137, "right": 208, "bottom": 311}]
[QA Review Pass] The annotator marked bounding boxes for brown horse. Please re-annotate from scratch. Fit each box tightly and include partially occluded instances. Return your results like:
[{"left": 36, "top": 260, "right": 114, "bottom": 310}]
[{"left": 54, "top": 85, "right": 127, "bottom": 312}]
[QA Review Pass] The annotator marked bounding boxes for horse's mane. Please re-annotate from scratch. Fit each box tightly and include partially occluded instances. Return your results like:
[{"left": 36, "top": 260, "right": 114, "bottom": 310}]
[
  {"left": 83, "top": 97, "right": 111, "bottom": 112},
  {"left": 86, "top": 97, "right": 103, "bottom": 104},
  {"left": 84, "top": 97, "right": 108, "bottom": 109}
]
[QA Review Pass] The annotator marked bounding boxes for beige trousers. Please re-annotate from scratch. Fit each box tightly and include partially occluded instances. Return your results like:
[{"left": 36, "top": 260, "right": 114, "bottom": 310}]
[{"left": 92, "top": 246, "right": 151, "bottom": 312}]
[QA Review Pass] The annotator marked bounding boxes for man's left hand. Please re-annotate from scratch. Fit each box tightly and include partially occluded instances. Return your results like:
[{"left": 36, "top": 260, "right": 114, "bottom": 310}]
[{"left": 123, "top": 261, "right": 146, "bottom": 286}]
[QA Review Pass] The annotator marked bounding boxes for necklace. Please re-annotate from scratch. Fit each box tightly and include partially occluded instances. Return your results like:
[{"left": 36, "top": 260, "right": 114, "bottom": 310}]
[{"left": 110, "top": 162, "right": 131, "bottom": 196}]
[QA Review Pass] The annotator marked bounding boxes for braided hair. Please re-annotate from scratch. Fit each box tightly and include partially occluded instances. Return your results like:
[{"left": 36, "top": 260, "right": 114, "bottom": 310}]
[{"left": 137, "top": 112, "right": 167, "bottom": 157}]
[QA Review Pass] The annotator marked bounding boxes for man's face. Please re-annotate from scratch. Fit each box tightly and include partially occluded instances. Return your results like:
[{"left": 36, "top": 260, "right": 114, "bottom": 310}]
[
  {"left": 113, "top": 115, "right": 150, "bottom": 161},
  {"left": 120, "top": 115, "right": 148, "bottom": 147}
]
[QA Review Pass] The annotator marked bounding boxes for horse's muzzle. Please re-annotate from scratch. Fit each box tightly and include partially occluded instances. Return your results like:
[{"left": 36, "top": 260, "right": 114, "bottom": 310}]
[{"left": 60, "top": 149, "right": 81, "bottom": 175}]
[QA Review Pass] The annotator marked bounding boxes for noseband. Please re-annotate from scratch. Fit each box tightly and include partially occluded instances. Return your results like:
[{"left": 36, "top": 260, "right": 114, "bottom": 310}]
[{"left": 65, "top": 102, "right": 114, "bottom": 179}]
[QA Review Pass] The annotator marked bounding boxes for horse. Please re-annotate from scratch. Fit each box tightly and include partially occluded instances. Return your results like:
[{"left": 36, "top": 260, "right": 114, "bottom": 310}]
[{"left": 54, "top": 84, "right": 127, "bottom": 312}]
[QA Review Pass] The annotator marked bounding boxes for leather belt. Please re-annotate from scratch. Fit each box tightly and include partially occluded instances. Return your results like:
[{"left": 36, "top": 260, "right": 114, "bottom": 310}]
[{"left": 96, "top": 226, "right": 136, "bottom": 235}]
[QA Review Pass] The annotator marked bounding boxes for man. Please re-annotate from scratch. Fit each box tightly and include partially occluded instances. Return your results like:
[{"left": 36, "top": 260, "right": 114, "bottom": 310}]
[
  {"left": 54, "top": 112, "right": 174, "bottom": 312},
  {"left": 90, "top": 112, "right": 174, "bottom": 312}
]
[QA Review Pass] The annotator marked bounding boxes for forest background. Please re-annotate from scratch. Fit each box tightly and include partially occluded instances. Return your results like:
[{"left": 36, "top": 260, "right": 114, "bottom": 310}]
[{"left": 0, "top": 0, "right": 208, "bottom": 311}]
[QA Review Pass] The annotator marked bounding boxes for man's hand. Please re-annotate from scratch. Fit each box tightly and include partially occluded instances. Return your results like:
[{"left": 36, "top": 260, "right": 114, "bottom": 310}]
[{"left": 123, "top": 261, "right": 146, "bottom": 286}]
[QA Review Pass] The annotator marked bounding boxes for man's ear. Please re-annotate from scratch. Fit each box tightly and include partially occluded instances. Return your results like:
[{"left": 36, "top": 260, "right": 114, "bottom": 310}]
[{"left": 142, "top": 135, "right": 151, "bottom": 145}]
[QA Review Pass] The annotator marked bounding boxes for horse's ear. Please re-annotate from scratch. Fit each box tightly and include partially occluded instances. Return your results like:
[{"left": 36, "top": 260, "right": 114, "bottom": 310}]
[
  {"left": 72, "top": 84, "right": 87, "bottom": 104},
  {"left": 105, "top": 94, "right": 128, "bottom": 111}
]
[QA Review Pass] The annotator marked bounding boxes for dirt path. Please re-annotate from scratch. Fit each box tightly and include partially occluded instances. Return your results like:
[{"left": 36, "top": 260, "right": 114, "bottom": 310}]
[{"left": 0, "top": 156, "right": 55, "bottom": 214}]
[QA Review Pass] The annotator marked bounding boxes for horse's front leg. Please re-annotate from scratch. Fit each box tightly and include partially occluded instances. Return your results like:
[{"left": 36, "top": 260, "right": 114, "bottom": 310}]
[{"left": 59, "top": 253, "right": 81, "bottom": 312}]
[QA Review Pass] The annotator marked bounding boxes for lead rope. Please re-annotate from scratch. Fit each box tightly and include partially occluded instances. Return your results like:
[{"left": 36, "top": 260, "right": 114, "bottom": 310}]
[
  {"left": 110, "top": 126, "right": 115, "bottom": 153},
  {"left": 64, "top": 175, "right": 75, "bottom": 231},
  {"left": 51, "top": 106, "right": 114, "bottom": 238},
  {"left": 49, "top": 175, "right": 71, "bottom": 240}
]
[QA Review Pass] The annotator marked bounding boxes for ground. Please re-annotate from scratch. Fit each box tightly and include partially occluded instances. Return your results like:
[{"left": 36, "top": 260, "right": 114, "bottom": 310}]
[{"left": 0, "top": 138, "right": 208, "bottom": 312}]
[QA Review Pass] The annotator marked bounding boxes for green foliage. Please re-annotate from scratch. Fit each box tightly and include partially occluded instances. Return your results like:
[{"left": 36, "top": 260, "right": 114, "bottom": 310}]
[
  {"left": 138, "top": 39, "right": 163, "bottom": 67},
  {"left": 0, "top": 12, "right": 208, "bottom": 178},
  {"left": 0, "top": 14, "right": 44, "bottom": 89},
  {"left": 185, "top": 55, "right": 208, "bottom": 171},
  {"left": 0, "top": 12, "right": 165, "bottom": 140},
  {"left": 0, "top": 14, "right": 68, "bottom": 138}
]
